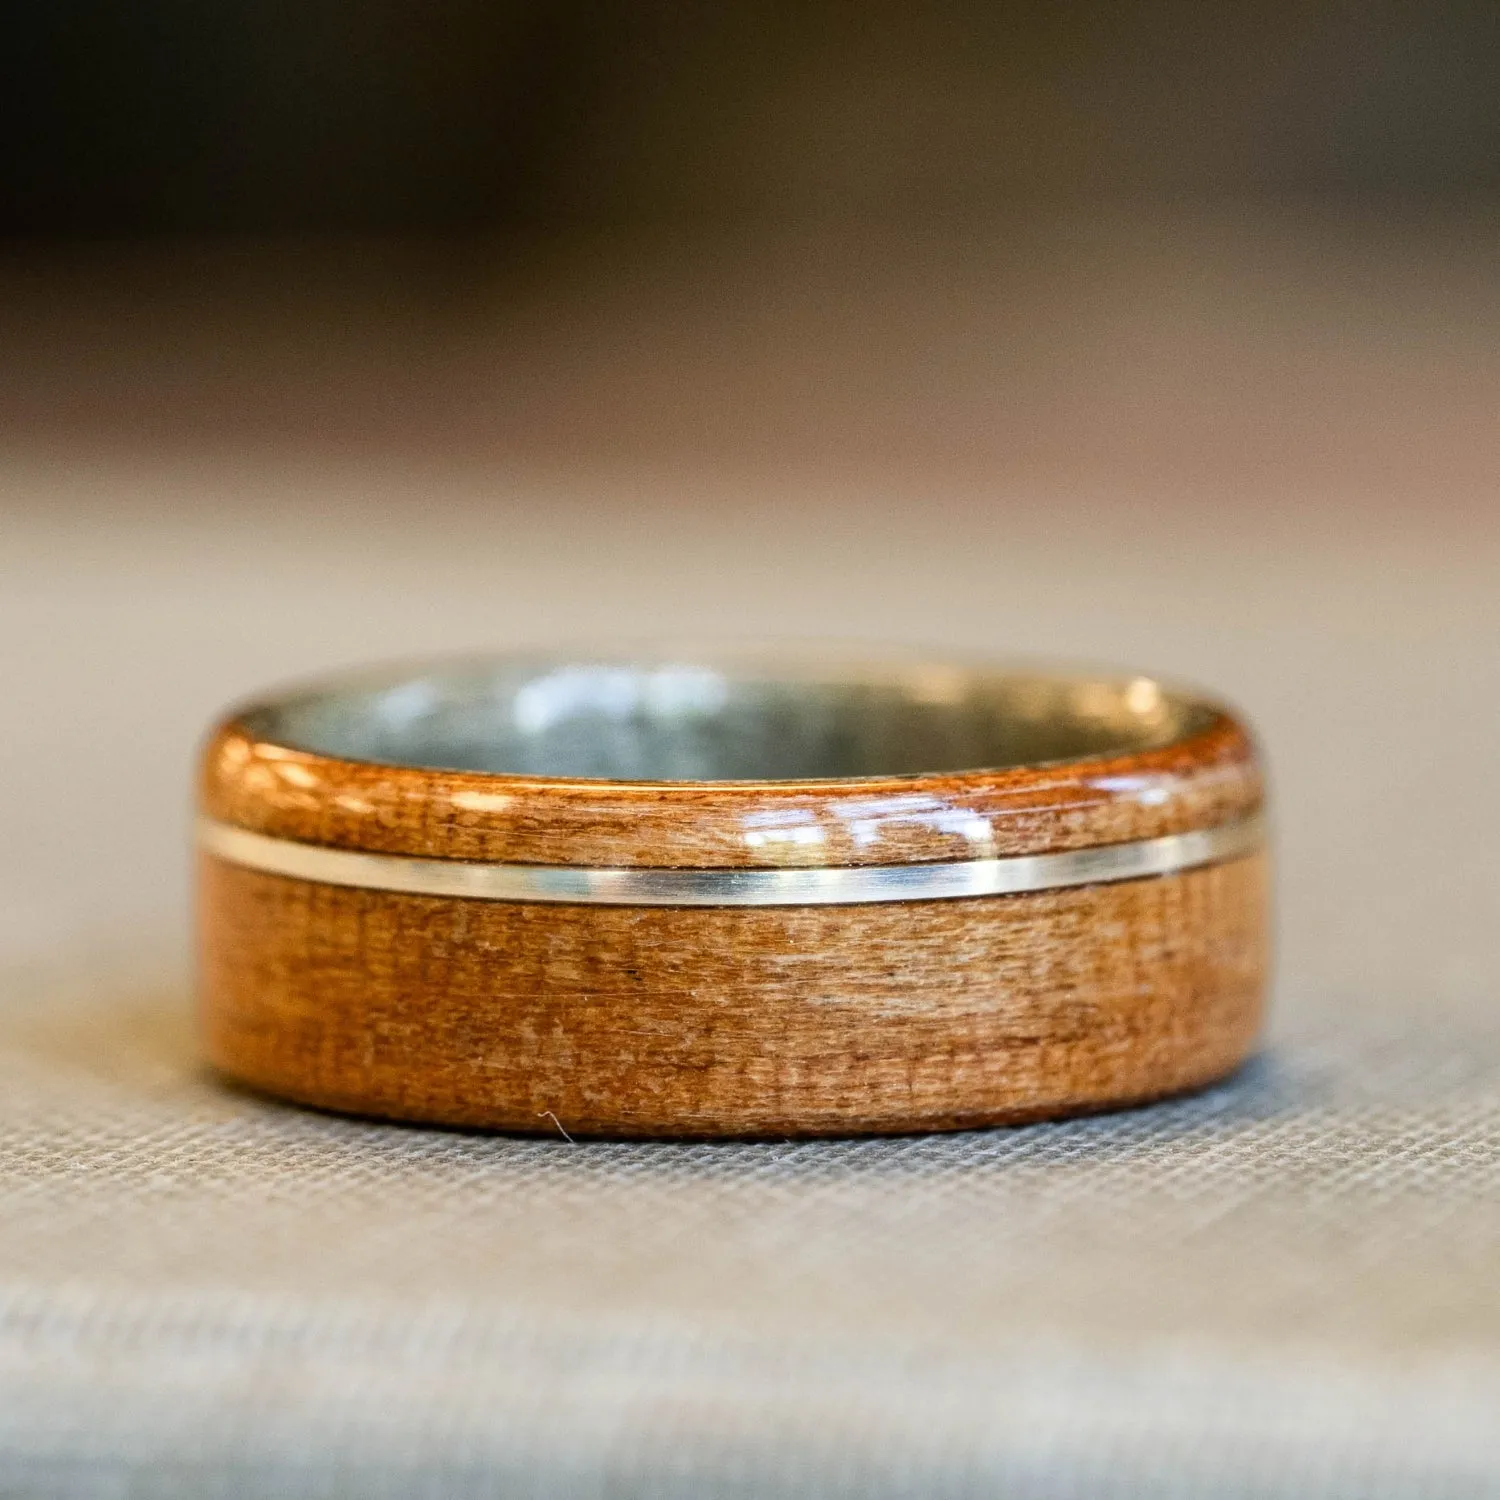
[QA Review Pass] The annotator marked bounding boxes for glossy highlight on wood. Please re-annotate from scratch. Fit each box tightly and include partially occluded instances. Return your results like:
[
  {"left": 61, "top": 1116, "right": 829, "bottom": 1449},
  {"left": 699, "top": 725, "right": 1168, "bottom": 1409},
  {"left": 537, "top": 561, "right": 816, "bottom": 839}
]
[
  {"left": 202, "top": 712, "right": 1261, "bottom": 870},
  {"left": 197, "top": 652, "right": 1271, "bottom": 1136}
]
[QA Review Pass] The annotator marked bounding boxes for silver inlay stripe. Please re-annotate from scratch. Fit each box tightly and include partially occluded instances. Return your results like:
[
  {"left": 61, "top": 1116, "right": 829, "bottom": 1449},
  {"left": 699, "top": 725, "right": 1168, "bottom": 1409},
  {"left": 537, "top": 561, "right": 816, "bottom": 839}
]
[{"left": 198, "top": 810, "right": 1264, "bottom": 908}]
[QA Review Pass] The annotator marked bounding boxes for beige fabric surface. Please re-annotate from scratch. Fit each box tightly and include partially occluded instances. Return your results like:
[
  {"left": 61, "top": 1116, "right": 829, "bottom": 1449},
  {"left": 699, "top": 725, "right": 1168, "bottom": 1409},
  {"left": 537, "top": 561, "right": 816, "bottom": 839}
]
[{"left": 1, "top": 217, "right": 1498, "bottom": 1495}]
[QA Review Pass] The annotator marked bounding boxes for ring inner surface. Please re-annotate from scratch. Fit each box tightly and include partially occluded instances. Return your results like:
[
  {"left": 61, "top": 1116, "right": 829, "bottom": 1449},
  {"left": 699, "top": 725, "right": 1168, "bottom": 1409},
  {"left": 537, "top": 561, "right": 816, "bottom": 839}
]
[{"left": 244, "top": 660, "right": 1213, "bottom": 782}]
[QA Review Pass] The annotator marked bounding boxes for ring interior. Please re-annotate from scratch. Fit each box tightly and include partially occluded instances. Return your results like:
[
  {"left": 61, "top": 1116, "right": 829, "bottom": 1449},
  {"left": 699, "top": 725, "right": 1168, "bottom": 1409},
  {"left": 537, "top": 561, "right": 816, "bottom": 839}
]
[{"left": 241, "top": 658, "right": 1216, "bottom": 782}]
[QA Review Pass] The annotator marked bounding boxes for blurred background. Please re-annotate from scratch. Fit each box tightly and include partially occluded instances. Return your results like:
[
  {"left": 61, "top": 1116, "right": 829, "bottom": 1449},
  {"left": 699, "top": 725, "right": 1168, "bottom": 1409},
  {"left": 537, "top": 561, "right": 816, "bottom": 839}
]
[
  {"left": 6, "top": 1, "right": 1500, "bottom": 230},
  {"left": 4, "top": 8, "right": 1500, "bottom": 1490},
  {"left": 0, "top": 2, "right": 1497, "bottom": 999}
]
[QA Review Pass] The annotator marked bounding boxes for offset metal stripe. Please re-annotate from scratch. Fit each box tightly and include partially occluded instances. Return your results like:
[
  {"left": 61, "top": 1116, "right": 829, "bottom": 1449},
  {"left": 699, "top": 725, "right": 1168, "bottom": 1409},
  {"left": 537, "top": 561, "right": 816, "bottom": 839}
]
[{"left": 198, "top": 810, "right": 1264, "bottom": 908}]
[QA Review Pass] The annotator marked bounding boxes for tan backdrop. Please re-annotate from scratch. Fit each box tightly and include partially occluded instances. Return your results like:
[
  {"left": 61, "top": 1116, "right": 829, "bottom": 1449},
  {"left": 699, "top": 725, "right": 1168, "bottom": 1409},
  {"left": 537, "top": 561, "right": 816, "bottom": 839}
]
[{"left": 1, "top": 212, "right": 1498, "bottom": 1493}]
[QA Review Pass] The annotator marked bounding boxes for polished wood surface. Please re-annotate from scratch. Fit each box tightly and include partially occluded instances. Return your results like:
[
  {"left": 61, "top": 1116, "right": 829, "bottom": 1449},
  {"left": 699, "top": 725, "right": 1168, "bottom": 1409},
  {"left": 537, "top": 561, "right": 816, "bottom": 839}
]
[
  {"left": 200, "top": 851, "right": 1268, "bottom": 1136},
  {"left": 201, "top": 712, "right": 1261, "bottom": 870},
  {"left": 198, "top": 674, "right": 1269, "bottom": 1136}
]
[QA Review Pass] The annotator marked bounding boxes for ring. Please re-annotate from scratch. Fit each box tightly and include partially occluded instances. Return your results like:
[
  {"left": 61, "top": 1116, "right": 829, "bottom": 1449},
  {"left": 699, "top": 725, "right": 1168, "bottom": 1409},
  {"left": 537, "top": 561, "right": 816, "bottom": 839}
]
[{"left": 197, "top": 650, "right": 1269, "bottom": 1136}]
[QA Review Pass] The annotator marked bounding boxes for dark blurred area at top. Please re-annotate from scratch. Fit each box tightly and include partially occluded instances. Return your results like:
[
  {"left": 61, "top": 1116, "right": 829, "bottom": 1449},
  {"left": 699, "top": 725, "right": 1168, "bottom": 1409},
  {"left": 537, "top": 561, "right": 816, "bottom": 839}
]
[{"left": 3, "top": 0, "right": 1499, "bottom": 237}]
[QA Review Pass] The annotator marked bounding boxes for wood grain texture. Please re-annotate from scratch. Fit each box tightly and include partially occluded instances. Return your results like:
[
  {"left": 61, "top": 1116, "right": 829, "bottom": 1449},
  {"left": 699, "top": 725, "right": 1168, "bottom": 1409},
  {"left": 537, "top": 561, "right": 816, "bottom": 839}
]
[
  {"left": 199, "top": 852, "right": 1269, "bottom": 1136},
  {"left": 198, "top": 663, "right": 1269, "bottom": 1135},
  {"left": 201, "top": 712, "right": 1261, "bottom": 870}
]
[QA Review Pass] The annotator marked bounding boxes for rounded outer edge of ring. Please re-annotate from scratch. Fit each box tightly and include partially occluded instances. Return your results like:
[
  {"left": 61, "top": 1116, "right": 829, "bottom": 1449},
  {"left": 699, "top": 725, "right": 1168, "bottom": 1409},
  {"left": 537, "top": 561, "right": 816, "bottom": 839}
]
[{"left": 199, "top": 710, "right": 1263, "bottom": 873}]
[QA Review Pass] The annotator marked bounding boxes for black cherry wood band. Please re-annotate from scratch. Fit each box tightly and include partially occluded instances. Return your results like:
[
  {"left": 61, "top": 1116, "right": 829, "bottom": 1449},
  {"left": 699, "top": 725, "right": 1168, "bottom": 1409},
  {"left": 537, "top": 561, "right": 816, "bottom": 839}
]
[{"left": 197, "top": 651, "right": 1270, "bottom": 1136}]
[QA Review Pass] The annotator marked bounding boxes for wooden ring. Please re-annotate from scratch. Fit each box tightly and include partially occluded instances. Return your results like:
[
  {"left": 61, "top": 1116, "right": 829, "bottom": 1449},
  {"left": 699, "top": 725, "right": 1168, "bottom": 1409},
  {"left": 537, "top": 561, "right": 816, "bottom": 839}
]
[{"left": 198, "top": 650, "right": 1270, "bottom": 1136}]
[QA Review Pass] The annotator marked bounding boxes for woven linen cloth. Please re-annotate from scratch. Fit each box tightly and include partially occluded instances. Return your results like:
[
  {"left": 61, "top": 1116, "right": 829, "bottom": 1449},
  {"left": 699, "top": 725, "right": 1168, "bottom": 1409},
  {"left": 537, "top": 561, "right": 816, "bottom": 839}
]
[
  {"left": 4, "top": 969, "right": 1500, "bottom": 1499},
  {"left": 2, "top": 222, "right": 1498, "bottom": 1495}
]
